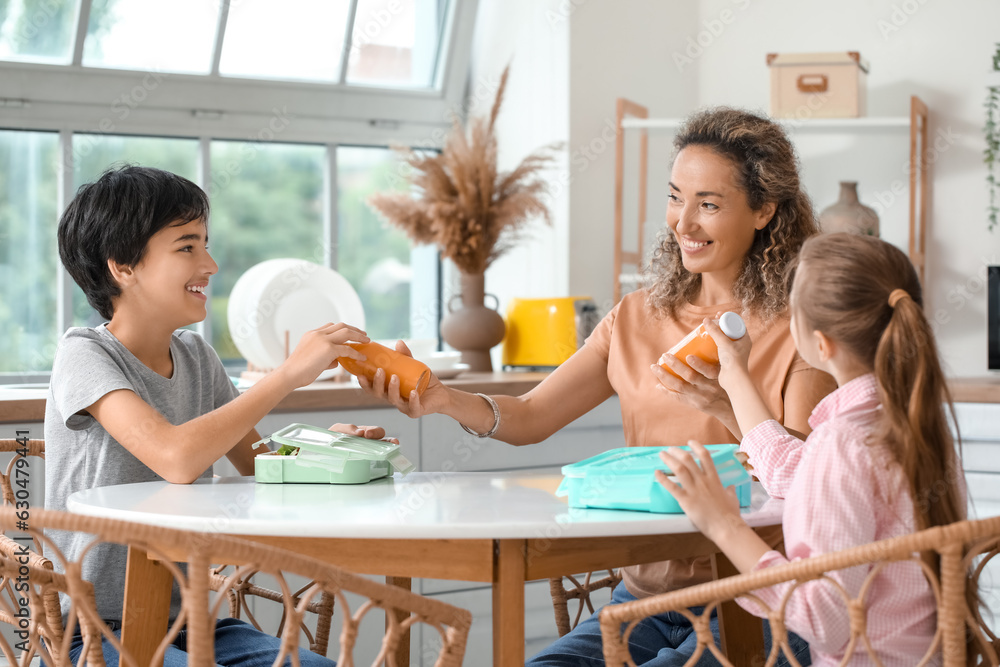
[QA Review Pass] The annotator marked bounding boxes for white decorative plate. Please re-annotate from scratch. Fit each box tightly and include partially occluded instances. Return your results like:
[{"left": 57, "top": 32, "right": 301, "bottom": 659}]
[
  {"left": 228, "top": 259, "right": 365, "bottom": 370},
  {"left": 434, "top": 363, "right": 470, "bottom": 380}
]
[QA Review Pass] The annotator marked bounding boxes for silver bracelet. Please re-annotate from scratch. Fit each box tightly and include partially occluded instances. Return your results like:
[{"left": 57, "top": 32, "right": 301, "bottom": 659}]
[{"left": 460, "top": 393, "right": 501, "bottom": 438}]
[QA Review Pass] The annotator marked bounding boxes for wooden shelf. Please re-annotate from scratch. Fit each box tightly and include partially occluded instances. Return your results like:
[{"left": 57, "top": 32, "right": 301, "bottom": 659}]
[
  {"left": 621, "top": 116, "right": 911, "bottom": 131},
  {"left": 949, "top": 377, "right": 1000, "bottom": 404}
]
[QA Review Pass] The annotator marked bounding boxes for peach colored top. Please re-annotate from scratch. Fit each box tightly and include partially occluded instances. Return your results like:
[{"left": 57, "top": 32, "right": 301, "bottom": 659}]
[{"left": 585, "top": 290, "right": 834, "bottom": 598}]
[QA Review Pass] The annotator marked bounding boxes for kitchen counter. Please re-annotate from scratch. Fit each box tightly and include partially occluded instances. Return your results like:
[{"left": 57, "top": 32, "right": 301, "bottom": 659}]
[
  {"left": 0, "top": 372, "right": 551, "bottom": 424},
  {"left": 949, "top": 376, "right": 1000, "bottom": 403},
  {"left": 3, "top": 373, "right": 999, "bottom": 425}
]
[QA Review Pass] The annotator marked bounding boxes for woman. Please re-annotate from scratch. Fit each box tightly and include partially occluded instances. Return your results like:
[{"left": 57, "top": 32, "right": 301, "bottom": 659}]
[{"left": 361, "top": 107, "right": 837, "bottom": 665}]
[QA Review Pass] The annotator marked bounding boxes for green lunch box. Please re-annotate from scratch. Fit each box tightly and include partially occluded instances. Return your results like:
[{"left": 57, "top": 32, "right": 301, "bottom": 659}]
[
  {"left": 253, "top": 423, "right": 415, "bottom": 484},
  {"left": 556, "top": 445, "right": 751, "bottom": 513}
]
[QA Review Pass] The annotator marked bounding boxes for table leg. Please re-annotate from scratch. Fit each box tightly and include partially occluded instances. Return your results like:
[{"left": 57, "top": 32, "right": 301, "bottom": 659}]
[
  {"left": 121, "top": 546, "right": 173, "bottom": 666},
  {"left": 713, "top": 552, "right": 765, "bottom": 665},
  {"left": 385, "top": 576, "right": 411, "bottom": 667},
  {"left": 492, "top": 539, "right": 526, "bottom": 667}
]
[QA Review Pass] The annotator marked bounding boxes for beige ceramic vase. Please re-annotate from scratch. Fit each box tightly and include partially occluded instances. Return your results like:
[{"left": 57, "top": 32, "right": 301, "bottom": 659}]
[
  {"left": 819, "top": 181, "right": 880, "bottom": 236},
  {"left": 439, "top": 271, "right": 506, "bottom": 372}
]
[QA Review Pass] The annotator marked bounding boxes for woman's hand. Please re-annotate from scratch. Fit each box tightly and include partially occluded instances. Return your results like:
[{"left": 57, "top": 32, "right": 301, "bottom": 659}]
[
  {"left": 329, "top": 423, "right": 400, "bottom": 445},
  {"left": 703, "top": 316, "right": 753, "bottom": 394},
  {"left": 651, "top": 333, "right": 737, "bottom": 431},
  {"left": 652, "top": 353, "right": 731, "bottom": 409},
  {"left": 355, "top": 340, "right": 451, "bottom": 419},
  {"left": 280, "top": 322, "right": 369, "bottom": 388},
  {"left": 655, "top": 441, "right": 745, "bottom": 543}
]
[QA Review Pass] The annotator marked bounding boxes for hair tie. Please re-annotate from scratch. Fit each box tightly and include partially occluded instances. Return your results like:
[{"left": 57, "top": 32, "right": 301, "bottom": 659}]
[{"left": 888, "top": 289, "right": 909, "bottom": 309}]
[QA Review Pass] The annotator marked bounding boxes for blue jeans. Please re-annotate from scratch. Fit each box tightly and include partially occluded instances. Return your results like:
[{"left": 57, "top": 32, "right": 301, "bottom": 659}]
[
  {"left": 527, "top": 581, "right": 811, "bottom": 667},
  {"left": 65, "top": 617, "right": 336, "bottom": 667}
]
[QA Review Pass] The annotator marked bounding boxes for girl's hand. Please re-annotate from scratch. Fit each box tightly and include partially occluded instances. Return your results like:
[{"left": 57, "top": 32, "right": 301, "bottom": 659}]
[
  {"left": 355, "top": 340, "right": 451, "bottom": 419},
  {"left": 281, "top": 322, "right": 369, "bottom": 388},
  {"left": 329, "top": 422, "right": 400, "bottom": 445},
  {"left": 703, "top": 316, "right": 753, "bottom": 394},
  {"left": 655, "top": 441, "right": 746, "bottom": 544}
]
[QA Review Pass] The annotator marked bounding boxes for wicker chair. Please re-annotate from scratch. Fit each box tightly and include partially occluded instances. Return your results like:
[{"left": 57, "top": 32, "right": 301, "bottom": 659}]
[
  {"left": 548, "top": 569, "right": 622, "bottom": 636},
  {"left": 208, "top": 563, "right": 336, "bottom": 655},
  {"left": 599, "top": 515, "right": 1000, "bottom": 667},
  {"left": 0, "top": 506, "right": 471, "bottom": 667},
  {"left": 0, "top": 439, "right": 65, "bottom": 664},
  {"left": 0, "top": 438, "right": 337, "bottom": 656}
]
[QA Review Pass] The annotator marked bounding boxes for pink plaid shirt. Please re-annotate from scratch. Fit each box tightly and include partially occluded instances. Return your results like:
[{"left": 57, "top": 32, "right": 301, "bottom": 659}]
[{"left": 738, "top": 374, "right": 940, "bottom": 666}]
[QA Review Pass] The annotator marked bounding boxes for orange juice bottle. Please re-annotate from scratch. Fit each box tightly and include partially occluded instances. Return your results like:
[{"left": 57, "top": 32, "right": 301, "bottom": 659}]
[
  {"left": 338, "top": 342, "right": 432, "bottom": 396},
  {"left": 660, "top": 312, "right": 746, "bottom": 378}
]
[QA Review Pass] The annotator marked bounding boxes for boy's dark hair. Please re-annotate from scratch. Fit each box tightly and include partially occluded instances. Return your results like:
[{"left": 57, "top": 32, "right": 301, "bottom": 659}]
[{"left": 58, "top": 165, "right": 210, "bottom": 320}]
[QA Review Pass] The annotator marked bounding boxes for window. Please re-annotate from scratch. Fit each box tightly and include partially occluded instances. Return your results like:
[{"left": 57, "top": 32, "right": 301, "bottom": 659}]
[
  {"left": 208, "top": 140, "right": 326, "bottom": 359},
  {"left": 0, "top": 130, "right": 59, "bottom": 374},
  {"left": 337, "top": 145, "right": 434, "bottom": 342},
  {"left": 5, "top": 0, "right": 462, "bottom": 89},
  {"left": 0, "top": 130, "right": 442, "bottom": 379},
  {"left": 346, "top": 0, "right": 451, "bottom": 88},
  {"left": 219, "top": 0, "right": 351, "bottom": 82},
  {"left": 0, "top": 0, "right": 80, "bottom": 65},
  {"left": 0, "top": 0, "right": 476, "bottom": 381},
  {"left": 83, "top": 0, "right": 219, "bottom": 73}
]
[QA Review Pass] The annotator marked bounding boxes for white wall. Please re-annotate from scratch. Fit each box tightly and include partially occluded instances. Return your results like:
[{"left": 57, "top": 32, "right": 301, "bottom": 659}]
[
  {"left": 464, "top": 0, "right": 570, "bottom": 369},
  {"left": 469, "top": 0, "right": 700, "bottom": 321},
  {"left": 692, "top": 0, "right": 1000, "bottom": 377},
  {"left": 568, "top": 0, "right": 700, "bottom": 315}
]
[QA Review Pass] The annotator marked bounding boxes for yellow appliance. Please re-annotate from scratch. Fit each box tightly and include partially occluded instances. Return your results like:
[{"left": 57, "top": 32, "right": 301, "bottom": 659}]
[{"left": 502, "top": 297, "right": 599, "bottom": 369}]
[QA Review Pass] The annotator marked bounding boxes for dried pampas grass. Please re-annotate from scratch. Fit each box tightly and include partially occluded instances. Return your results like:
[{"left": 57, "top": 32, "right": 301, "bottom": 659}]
[{"left": 368, "top": 65, "right": 558, "bottom": 275}]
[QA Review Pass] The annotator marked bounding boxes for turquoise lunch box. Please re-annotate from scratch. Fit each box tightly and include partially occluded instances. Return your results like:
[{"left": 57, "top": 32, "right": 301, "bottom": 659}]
[
  {"left": 253, "top": 423, "right": 414, "bottom": 484},
  {"left": 556, "top": 445, "right": 751, "bottom": 513}
]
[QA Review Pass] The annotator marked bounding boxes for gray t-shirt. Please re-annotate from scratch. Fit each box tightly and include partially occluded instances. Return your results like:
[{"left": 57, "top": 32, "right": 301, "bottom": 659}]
[{"left": 44, "top": 324, "right": 240, "bottom": 623}]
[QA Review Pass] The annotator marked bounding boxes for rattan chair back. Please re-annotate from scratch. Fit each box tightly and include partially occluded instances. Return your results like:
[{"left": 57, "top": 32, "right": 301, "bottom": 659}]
[
  {"left": 0, "top": 439, "right": 65, "bottom": 664},
  {"left": 0, "top": 506, "right": 471, "bottom": 667},
  {"left": 599, "top": 515, "right": 1000, "bottom": 666}
]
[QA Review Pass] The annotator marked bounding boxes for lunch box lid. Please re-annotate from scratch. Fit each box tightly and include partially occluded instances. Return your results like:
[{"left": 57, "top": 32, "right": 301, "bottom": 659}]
[
  {"left": 559, "top": 444, "right": 741, "bottom": 479},
  {"left": 555, "top": 445, "right": 751, "bottom": 513},
  {"left": 254, "top": 423, "right": 414, "bottom": 476}
]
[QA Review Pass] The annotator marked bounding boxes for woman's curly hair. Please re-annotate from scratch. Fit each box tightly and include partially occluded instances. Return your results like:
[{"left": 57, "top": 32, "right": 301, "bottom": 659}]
[{"left": 645, "top": 107, "right": 818, "bottom": 321}]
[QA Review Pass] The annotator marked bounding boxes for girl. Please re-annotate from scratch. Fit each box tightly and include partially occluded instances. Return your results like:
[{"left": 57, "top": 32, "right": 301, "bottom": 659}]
[{"left": 658, "top": 233, "right": 970, "bottom": 666}]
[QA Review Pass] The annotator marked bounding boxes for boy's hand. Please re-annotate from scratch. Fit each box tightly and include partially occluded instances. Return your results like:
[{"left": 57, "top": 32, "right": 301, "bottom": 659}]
[
  {"left": 655, "top": 441, "right": 745, "bottom": 544},
  {"left": 329, "top": 422, "right": 400, "bottom": 445},
  {"left": 281, "top": 322, "right": 369, "bottom": 388},
  {"left": 703, "top": 315, "right": 753, "bottom": 394}
]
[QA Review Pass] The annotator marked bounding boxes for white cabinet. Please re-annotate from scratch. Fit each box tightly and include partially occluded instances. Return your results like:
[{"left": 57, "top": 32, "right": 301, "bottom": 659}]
[
  {"left": 955, "top": 402, "right": 1000, "bottom": 514},
  {"left": 954, "top": 402, "right": 1000, "bottom": 622},
  {"left": 420, "top": 396, "right": 624, "bottom": 473}
]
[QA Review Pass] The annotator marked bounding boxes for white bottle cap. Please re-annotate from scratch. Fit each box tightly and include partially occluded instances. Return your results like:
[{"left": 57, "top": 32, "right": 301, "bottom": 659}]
[{"left": 719, "top": 312, "right": 747, "bottom": 340}]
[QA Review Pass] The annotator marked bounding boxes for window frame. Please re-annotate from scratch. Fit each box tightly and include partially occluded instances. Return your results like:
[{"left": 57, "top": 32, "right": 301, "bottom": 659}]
[
  {"left": 0, "top": 0, "right": 477, "bottom": 134},
  {"left": 0, "top": 0, "right": 473, "bottom": 382}
]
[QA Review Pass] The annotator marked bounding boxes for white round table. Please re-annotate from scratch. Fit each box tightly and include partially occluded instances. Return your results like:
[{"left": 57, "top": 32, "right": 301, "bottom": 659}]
[{"left": 69, "top": 471, "right": 783, "bottom": 666}]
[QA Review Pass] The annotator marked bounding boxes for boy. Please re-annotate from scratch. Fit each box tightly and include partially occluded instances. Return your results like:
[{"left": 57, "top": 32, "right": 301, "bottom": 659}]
[{"left": 45, "top": 165, "right": 382, "bottom": 666}]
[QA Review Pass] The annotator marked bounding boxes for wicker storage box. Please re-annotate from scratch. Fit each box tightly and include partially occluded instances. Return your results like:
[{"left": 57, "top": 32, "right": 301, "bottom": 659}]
[{"left": 767, "top": 51, "right": 869, "bottom": 118}]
